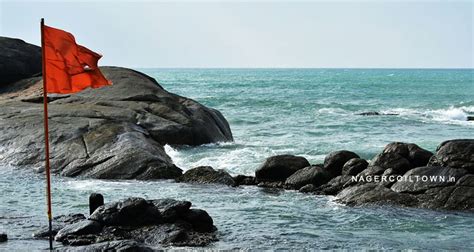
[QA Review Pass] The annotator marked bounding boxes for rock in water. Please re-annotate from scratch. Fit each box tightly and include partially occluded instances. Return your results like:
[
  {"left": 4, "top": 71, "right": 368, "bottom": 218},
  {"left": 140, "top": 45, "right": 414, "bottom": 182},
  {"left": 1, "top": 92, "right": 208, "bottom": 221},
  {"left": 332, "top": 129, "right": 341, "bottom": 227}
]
[
  {"left": 0, "top": 63, "right": 233, "bottom": 179},
  {"left": 255, "top": 155, "right": 310, "bottom": 182},
  {"left": 89, "top": 198, "right": 162, "bottom": 226},
  {"left": 383, "top": 142, "right": 433, "bottom": 168},
  {"left": 0, "top": 37, "right": 41, "bottom": 86},
  {"left": 0, "top": 233, "right": 7, "bottom": 243},
  {"left": 51, "top": 197, "right": 217, "bottom": 248},
  {"left": 177, "top": 166, "right": 235, "bottom": 186},
  {"left": 324, "top": 150, "right": 360, "bottom": 177},
  {"left": 428, "top": 139, "right": 474, "bottom": 173},
  {"left": 342, "top": 158, "right": 368, "bottom": 176},
  {"left": 284, "top": 165, "right": 331, "bottom": 189},
  {"left": 391, "top": 166, "right": 468, "bottom": 193}
]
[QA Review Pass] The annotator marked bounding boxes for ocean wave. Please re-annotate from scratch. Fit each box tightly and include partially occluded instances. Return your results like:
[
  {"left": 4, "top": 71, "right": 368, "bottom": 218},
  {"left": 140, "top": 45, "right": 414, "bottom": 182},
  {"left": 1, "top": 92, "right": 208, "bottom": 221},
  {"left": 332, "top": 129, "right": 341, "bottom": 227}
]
[{"left": 381, "top": 106, "right": 473, "bottom": 125}]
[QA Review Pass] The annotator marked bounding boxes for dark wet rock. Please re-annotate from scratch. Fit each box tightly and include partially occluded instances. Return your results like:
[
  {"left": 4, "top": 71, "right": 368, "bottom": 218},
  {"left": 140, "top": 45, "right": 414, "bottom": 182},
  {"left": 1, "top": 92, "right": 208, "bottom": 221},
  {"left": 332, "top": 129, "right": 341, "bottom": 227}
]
[
  {"left": 0, "top": 233, "right": 7, "bottom": 243},
  {"left": 55, "top": 220, "right": 103, "bottom": 243},
  {"left": 233, "top": 175, "right": 257, "bottom": 186},
  {"left": 299, "top": 184, "right": 317, "bottom": 193},
  {"left": 255, "top": 155, "right": 310, "bottom": 182},
  {"left": 49, "top": 197, "right": 217, "bottom": 248},
  {"left": 33, "top": 214, "right": 86, "bottom": 238},
  {"left": 257, "top": 181, "right": 285, "bottom": 189},
  {"left": 60, "top": 240, "right": 153, "bottom": 251},
  {"left": 324, "top": 150, "right": 360, "bottom": 177},
  {"left": 357, "top": 111, "right": 399, "bottom": 116},
  {"left": 177, "top": 166, "right": 235, "bottom": 186},
  {"left": 89, "top": 197, "right": 162, "bottom": 226},
  {"left": 357, "top": 111, "right": 380, "bottom": 116},
  {"left": 369, "top": 152, "right": 412, "bottom": 174},
  {"left": 89, "top": 193, "right": 104, "bottom": 215},
  {"left": 317, "top": 175, "right": 352, "bottom": 195},
  {"left": 428, "top": 139, "right": 474, "bottom": 173},
  {"left": 383, "top": 142, "right": 433, "bottom": 168},
  {"left": 182, "top": 209, "right": 215, "bottom": 233},
  {"left": 0, "top": 37, "right": 41, "bottom": 86},
  {"left": 0, "top": 66, "right": 232, "bottom": 179},
  {"left": 336, "top": 183, "right": 418, "bottom": 207},
  {"left": 468, "top": 116, "right": 474, "bottom": 121},
  {"left": 149, "top": 199, "right": 192, "bottom": 223},
  {"left": 391, "top": 166, "right": 468, "bottom": 193},
  {"left": 341, "top": 158, "right": 368, "bottom": 176},
  {"left": 284, "top": 165, "right": 331, "bottom": 189}
]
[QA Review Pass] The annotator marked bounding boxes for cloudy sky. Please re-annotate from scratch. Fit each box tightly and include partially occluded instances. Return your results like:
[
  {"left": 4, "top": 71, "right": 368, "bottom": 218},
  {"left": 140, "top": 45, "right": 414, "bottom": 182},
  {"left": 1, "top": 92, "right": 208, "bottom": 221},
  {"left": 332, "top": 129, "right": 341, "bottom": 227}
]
[{"left": 1, "top": 0, "right": 472, "bottom": 68}]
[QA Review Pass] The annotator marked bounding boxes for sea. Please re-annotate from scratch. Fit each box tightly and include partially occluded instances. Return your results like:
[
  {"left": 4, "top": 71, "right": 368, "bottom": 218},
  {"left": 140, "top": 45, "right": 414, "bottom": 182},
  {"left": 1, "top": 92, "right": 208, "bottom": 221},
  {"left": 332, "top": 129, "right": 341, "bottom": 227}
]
[{"left": 1, "top": 68, "right": 473, "bottom": 250}]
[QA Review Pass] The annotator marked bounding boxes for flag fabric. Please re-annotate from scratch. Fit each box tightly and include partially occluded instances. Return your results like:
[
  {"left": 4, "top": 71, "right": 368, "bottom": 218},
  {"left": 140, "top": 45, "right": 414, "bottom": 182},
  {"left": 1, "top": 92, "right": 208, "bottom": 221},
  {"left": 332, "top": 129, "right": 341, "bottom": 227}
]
[{"left": 43, "top": 25, "right": 111, "bottom": 94}]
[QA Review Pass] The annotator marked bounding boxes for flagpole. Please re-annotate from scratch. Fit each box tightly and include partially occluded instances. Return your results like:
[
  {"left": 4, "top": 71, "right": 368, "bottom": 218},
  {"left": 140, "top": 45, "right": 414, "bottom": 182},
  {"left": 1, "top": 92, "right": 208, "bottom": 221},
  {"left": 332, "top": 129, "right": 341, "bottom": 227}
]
[{"left": 41, "top": 18, "right": 54, "bottom": 251}]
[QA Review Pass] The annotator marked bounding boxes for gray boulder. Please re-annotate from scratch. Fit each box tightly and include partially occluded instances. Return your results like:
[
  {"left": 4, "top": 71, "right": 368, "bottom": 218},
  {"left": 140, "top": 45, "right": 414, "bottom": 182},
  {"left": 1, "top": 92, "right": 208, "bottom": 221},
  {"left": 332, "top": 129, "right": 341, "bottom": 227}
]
[
  {"left": 383, "top": 142, "right": 433, "bottom": 167},
  {"left": 48, "top": 197, "right": 217, "bottom": 248},
  {"left": 341, "top": 158, "right": 368, "bottom": 176},
  {"left": 55, "top": 220, "right": 103, "bottom": 243},
  {"left": 255, "top": 155, "right": 310, "bottom": 182},
  {"left": 89, "top": 197, "right": 162, "bottom": 226},
  {"left": 369, "top": 152, "right": 412, "bottom": 174},
  {"left": 391, "top": 166, "right": 468, "bottom": 193},
  {"left": 177, "top": 166, "right": 235, "bottom": 186},
  {"left": 0, "top": 66, "right": 233, "bottom": 179},
  {"left": 0, "top": 37, "right": 41, "bottom": 86},
  {"left": 149, "top": 198, "right": 192, "bottom": 222},
  {"left": 428, "top": 139, "right": 474, "bottom": 173},
  {"left": 284, "top": 165, "right": 331, "bottom": 189},
  {"left": 324, "top": 150, "right": 360, "bottom": 177}
]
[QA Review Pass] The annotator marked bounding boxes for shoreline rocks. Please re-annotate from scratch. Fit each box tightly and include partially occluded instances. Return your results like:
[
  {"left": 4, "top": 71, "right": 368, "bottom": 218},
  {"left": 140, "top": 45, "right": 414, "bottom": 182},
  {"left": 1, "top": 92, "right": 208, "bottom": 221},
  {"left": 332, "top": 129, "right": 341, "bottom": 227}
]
[
  {"left": 35, "top": 196, "right": 217, "bottom": 249},
  {"left": 223, "top": 140, "right": 473, "bottom": 212},
  {"left": 0, "top": 38, "right": 233, "bottom": 180}
]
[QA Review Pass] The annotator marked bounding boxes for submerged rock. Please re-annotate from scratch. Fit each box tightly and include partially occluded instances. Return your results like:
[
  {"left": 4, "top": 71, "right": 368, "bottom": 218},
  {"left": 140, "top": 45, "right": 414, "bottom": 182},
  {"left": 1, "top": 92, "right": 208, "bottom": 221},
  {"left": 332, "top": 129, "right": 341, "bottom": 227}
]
[
  {"left": 177, "top": 166, "right": 235, "bottom": 186},
  {"left": 255, "top": 155, "right": 310, "bottom": 182},
  {"left": 233, "top": 175, "right": 257, "bottom": 186},
  {"left": 48, "top": 197, "right": 217, "bottom": 248},
  {"left": 0, "top": 233, "right": 7, "bottom": 243},
  {"left": 0, "top": 56, "right": 232, "bottom": 179}
]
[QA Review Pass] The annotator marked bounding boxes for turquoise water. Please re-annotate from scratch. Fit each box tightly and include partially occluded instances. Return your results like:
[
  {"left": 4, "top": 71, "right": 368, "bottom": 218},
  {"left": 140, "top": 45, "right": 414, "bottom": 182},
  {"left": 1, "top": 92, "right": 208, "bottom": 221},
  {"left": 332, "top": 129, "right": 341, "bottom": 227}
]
[
  {"left": 1, "top": 69, "right": 473, "bottom": 250},
  {"left": 148, "top": 68, "right": 474, "bottom": 175}
]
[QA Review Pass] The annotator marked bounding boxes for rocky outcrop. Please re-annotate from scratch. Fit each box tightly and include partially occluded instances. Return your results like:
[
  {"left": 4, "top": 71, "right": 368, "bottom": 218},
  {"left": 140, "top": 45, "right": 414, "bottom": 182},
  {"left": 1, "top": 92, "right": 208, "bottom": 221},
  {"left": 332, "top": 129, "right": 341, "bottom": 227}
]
[
  {"left": 255, "top": 155, "right": 310, "bottom": 182},
  {"left": 0, "top": 39, "right": 233, "bottom": 180},
  {"left": 47, "top": 197, "right": 217, "bottom": 248},
  {"left": 176, "top": 166, "right": 235, "bottom": 186},
  {"left": 250, "top": 141, "right": 473, "bottom": 211},
  {"left": 0, "top": 37, "right": 41, "bottom": 86},
  {"left": 428, "top": 139, "right": 474, "bottom": 173}
]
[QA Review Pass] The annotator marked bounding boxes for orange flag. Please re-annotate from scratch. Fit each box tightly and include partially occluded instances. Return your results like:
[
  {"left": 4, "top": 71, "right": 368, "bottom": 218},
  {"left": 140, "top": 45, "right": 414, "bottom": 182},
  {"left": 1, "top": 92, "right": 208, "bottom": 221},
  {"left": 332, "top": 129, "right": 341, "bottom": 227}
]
[{"left": 43, "top": 25, "right": 111, "bottom": 94}]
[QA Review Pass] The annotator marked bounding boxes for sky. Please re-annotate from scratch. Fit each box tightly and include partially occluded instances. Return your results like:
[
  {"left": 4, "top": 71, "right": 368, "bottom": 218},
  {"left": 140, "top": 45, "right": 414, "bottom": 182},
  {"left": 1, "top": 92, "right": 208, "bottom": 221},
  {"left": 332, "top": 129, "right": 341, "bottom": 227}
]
[{"left": 0, "top": 0, "right": 472, "bottom": 68}]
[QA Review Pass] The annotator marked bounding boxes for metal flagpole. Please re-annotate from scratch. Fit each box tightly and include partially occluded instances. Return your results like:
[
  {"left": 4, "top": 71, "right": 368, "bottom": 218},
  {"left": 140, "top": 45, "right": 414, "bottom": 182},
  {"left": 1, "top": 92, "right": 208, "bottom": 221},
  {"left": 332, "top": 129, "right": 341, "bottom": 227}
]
[{"left": 40, "top": 18, "right": 54, "bottom": 251}]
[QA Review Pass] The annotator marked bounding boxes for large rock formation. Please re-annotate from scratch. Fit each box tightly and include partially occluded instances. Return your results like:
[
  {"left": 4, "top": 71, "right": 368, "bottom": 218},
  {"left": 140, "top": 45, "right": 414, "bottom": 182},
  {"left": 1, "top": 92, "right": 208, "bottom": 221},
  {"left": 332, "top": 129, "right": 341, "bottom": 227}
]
[
  {"left": 0, "top": 37, "right": 41, "bottom": 86},
  {"left": 0, "top": 38, "right": 233, "bottom": 179}
]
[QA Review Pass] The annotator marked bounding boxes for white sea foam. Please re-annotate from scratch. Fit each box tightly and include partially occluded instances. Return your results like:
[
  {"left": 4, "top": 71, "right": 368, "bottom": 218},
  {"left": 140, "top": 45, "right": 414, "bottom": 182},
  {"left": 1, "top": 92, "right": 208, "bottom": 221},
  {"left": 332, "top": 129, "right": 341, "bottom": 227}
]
[{"left": 381, "top": 106, "right": 473, "bottom": 126}]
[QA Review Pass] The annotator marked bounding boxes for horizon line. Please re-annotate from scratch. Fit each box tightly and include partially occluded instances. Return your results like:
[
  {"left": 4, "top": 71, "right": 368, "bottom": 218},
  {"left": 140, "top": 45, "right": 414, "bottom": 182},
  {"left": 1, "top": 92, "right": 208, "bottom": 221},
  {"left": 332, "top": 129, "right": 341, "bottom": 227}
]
[{"left": 130, "top": 66, "right": 474, "bottom": 70}]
